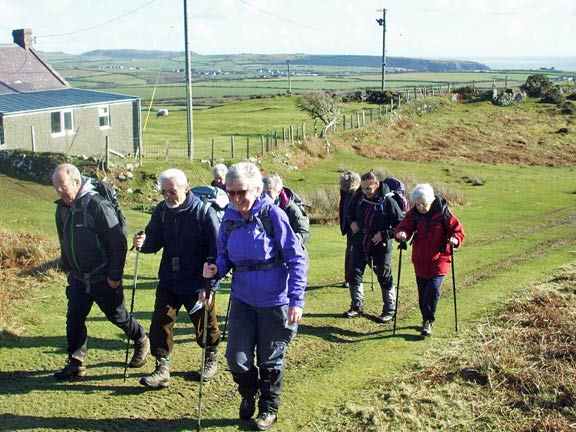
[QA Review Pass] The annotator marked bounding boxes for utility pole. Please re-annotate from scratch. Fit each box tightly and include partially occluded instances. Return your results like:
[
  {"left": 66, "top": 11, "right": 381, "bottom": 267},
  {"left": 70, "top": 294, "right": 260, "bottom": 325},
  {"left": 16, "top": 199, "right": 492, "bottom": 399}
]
[
  {"left": 287, "top": 59, "right": 292, "bottom": 94},
  {"left": 184, "top": 0, "right": 194, "bottom": 161},
  {"left": 376, "top": 8, "right": 387, "bottom": 90}
]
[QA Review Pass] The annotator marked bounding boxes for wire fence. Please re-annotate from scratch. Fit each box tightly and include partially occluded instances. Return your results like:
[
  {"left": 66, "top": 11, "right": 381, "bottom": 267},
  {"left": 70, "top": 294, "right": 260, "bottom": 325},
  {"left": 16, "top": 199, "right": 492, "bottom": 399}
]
[{"left": 139, "top": 79, "right": 521, "bottom": 163}]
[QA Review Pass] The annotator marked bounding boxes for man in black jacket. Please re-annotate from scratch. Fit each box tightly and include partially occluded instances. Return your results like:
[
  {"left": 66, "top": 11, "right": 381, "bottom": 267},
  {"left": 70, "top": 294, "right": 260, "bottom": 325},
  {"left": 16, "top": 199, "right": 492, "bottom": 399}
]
[
  {"left": 345, "top": 171, "right": 404, "bottom": 322},
  {"left": 133, "top": 168, "right": 221, "bottom": 388},
  {"left": 52, "top": 163, "right": 149, "bottom": 379}
]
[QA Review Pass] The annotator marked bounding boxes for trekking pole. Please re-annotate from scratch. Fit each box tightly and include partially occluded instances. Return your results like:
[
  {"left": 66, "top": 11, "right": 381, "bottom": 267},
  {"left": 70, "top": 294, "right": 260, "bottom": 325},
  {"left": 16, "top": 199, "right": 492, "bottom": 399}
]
[
  {"left": 197, "top": 257, "right": 215, "bottom": 432},
  {"left": 393, "top": 241, "right": 406, "bottom": 336},
  {"left": 222, "top": 295, "right": 232, "bottom": 340},
  {"left": 123, "top": 230, "right": 143, "bottom": 382},
  {"left": 370, "top": 257, "right": 375, "bottom": 291},
  {"left": 450, "top": 244, "right": 458, "bottom": 333}
]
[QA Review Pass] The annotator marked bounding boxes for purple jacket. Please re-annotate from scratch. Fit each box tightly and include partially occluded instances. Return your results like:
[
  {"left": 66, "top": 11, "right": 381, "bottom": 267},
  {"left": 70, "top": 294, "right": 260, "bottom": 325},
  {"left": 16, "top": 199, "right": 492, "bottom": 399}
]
[{"left": 215, "top": 195, "right": 307, "bottom": 309}]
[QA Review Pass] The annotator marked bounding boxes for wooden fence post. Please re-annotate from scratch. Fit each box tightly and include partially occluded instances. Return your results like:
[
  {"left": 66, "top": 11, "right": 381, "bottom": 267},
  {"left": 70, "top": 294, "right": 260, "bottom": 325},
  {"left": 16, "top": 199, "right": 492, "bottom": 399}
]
[
  {"left": 231, "top": 135, "right": 235, "bottom": 159},
  {"left": 282, "top": 127, "right": 287, "bottom": 146},
  {"left": 356, "top": 112, "right": 360, "bottom": 128},
  {"left": 343, "top": 115, "right": 346, "bottom": 130},
  {"left": 274, "top": 131, "right": 278, "bottom": 149},
  {"left": 261, "top": 135, "right": 265, "bottom": 154},
  {"left": 246, "top": 136, "right": 250, "bottom": 159},
  {"left": 105, "top": 136, "right": 110, "bottom": 171},
  {"left": 302, "top": 122, "right": 306, "bottom": 141},
  {"left": 211, "top": 139, "right": 215, "bottom": 166},
  {"left": 369, "top": 108, "right": 373, "bottom": 122},
  {"left": 289, "top": 125, "right": 294, "bottom": 145}
]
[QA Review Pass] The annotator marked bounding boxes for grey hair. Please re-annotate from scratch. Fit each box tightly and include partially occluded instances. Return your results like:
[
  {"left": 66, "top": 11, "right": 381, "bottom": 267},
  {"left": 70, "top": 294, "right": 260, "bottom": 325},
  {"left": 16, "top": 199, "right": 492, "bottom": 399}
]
[
  {"left": 53, "top": 163, "right": 81, "bottom": 182},
  {"left": 212, "top": 163, "right": 228, "bottom": 177},
  {"left": 339, "top": 170, "right": 361, "bottom": 192},
  {"left": 226, "top": 162, "right": 263, "bottom": 194},
  {"left": 158, "top": 168, "right": 188, "bottom": 189},
  {"left": 410, "top": 183, "right": 435, "bottom": 204},
  {"left": 262, "top": 174, "right": 283, "bottom": 192}
]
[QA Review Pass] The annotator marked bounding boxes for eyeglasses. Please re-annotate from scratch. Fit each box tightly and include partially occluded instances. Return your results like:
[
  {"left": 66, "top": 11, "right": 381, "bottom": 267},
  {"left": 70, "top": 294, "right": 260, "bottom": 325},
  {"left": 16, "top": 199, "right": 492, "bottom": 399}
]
[{"left": 227, "top": 189, "right": 249, "bottom": 198}]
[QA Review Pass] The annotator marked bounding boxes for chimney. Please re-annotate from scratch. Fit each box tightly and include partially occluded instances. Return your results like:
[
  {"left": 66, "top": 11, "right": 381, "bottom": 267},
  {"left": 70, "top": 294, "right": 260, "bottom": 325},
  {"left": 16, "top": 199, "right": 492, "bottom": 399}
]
[{"left": 12, "top": 28, "right": 34, "bottom": 50}]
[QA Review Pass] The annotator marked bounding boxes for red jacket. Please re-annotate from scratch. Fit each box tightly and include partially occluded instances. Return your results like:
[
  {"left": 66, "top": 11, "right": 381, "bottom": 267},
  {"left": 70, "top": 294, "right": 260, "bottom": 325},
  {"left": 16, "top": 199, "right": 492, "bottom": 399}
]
[{"left": 394, "top": 196, "right": 465, "bottom": 279}]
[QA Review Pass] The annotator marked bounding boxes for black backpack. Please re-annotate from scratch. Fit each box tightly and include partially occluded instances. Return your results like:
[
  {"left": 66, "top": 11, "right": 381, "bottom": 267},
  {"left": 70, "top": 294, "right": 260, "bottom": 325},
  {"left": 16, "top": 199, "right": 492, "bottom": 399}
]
[{"left": 86, "top": 179, "right": 128, "bottom": 238}]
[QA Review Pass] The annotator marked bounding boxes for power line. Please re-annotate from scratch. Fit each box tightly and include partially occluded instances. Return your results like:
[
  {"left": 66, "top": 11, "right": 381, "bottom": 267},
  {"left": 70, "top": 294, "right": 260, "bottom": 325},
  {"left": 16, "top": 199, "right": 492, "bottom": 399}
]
[
  {"left": 238, "top": 0, "right": 326, "bottom": 32},
  {"left": 37, "top": 0, "right": 158, "bottom": 39}
]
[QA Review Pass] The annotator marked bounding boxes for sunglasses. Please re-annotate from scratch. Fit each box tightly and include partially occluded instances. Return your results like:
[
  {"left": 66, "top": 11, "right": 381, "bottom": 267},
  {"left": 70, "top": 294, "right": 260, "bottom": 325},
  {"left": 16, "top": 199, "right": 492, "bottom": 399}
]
[{"left": 227, "top": 189, "right": 249, "bottom": 198}]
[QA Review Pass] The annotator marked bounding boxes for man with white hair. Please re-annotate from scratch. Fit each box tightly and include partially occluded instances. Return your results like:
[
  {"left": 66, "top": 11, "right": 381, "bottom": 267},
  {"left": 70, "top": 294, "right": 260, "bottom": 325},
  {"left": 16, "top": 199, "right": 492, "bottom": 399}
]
[
  {"left": 52, "top": 163, "right": 149, "bottom": 379},
  {"left": 133, "top": 168, "right": 221, "bottom": 388}
]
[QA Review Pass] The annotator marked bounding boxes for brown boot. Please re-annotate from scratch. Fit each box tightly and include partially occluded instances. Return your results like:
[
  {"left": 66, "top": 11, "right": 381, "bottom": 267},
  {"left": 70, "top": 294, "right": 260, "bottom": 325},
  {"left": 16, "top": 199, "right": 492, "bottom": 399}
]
[
  {"left": 129, "top": 336, "right": 150, "bottom": 368},
  {"left": 200, "top": 348, "right": 218, "bottom": 382}
]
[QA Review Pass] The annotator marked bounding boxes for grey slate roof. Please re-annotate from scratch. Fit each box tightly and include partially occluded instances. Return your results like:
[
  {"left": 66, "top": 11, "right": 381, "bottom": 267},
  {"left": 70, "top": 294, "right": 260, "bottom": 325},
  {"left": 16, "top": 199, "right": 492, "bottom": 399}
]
[
  {"left": 0, "top": 87, "right": 138, "bottom": 114},
  {"left": 0, "top": 43, "right": 68, "bottom": 94}
]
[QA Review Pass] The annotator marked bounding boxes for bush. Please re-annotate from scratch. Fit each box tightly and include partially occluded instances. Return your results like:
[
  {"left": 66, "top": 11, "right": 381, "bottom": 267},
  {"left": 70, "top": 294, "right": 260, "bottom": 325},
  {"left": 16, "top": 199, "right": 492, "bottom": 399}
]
[
  {"left": 561, "top": 101, "right": 575, "bottom": 115},
  {"left": 540, "top": 87, "right": 566, "bottom": 105},
  {"left": 522, "top": 74, "right": 553, "bottom": 98},
  {"left": 365, "top": 89, "right": 398, "bottom": 105}
]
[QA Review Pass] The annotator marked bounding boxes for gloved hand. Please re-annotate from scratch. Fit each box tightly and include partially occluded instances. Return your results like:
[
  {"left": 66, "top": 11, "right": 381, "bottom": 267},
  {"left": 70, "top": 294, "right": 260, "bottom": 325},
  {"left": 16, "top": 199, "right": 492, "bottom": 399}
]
[
  {"left": 449, "top": 237, "right": 459, "bottom": 246},
  {"left": 396, "top": 231, "right": 407, "bottom": 242}
]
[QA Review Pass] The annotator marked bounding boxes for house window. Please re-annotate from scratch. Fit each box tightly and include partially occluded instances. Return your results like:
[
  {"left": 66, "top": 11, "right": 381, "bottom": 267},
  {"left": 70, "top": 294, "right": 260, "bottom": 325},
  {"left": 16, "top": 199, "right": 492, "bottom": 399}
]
[
  {"left": 99, "top": 105, "right": 110, "bottom": 128},
  {"left": 51, "top": 110, "right": 74, "bottom": 135}
]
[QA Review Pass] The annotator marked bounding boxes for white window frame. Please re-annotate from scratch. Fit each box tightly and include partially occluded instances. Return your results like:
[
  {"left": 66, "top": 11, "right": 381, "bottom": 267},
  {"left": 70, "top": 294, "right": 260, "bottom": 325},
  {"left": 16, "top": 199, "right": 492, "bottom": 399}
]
[
  {"left": 98, "top": 105, "right": 111, "bottom": 129},
  {"left": 51, "top": 109, "right": 75, "bottom": 136}
]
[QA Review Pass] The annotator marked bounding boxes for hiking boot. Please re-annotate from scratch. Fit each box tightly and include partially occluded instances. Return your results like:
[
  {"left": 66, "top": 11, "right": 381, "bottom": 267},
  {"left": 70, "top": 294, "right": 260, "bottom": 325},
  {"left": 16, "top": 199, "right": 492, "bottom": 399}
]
[
  {"left": 421, "top": 320, "right": 433, "bottom": 336},
  {"left": 54, "top": 358, "right": 86, "bottom": 380},
  {"left": 378, "top": 311, "right": 395, "bottom": 324},
  {"left": 239, "top": 396, "right": 256, "bottom": 420},
  {"left": 200, "top": 348, "right": 218, "bottom": 382},
  {"left": 140, "top": 356, "right": 170, "bottom": 388},
  {"left": 254, "top": 411, "right": 278, "bottom": 431},
  {"left": 129, "top": 336, "right": 150, "bottom": 368},
  {"left": 344, "top": 307, "right": 363, "bottom": 318}
]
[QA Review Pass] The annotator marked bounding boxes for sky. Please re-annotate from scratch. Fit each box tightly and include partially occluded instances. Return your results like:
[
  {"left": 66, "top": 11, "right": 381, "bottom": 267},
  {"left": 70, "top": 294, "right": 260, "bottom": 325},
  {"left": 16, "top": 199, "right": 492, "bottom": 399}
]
[{"left": 0, "top": 0, "right": 574, "bottom": 66}]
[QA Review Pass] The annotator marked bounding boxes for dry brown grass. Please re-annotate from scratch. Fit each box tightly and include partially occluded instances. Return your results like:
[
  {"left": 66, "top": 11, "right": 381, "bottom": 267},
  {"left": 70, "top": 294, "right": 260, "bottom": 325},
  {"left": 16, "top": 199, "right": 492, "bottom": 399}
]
[
  {"left": 331, "top": 262, "right": 576, "bottom": 432},
  {"left": 0, "top": 228, "right": 60, "bottom": 335}
]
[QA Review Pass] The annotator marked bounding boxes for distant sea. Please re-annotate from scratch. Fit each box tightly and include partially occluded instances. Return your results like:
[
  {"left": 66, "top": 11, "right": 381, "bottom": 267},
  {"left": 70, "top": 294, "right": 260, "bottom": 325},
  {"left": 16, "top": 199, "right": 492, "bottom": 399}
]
[{"left": 466, "top": 57, "right": 576, "bottom": 72}]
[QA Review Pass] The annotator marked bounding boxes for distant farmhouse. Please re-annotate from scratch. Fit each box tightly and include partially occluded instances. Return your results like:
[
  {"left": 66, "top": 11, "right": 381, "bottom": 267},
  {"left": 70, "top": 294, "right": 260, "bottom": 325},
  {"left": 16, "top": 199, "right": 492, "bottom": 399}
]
[{"left": 0, "top": 29, "right": 141, "bottom": 158}]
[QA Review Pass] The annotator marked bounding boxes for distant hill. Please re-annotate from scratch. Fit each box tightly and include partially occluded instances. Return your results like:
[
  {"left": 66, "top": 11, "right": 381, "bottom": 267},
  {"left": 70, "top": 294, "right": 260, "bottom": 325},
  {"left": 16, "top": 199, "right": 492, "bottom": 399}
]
[
  {"left": 40, "top": 50, "right": 490, "bottom": 72},
  {"left": 290, "top": 55, "right": 489, "bottom": 71}
]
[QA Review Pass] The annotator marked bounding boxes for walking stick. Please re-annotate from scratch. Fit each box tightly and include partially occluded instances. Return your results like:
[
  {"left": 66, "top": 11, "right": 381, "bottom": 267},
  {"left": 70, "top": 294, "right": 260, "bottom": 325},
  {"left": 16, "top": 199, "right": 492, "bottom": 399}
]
[
  {"left": 393, "top": 241, "right": 406, "bottom": 336},
  {"left": 450, "top": 244, "right": 458, "bottom": 333},
  {"left": 197, "top": 257, "right": 215, "bottom": 432},
  {"left": 123, "top": 230, "right": 143, "bottom": 382},
  {"left": 222, "top": 295, "right": 232, "bottom": 340},
  {"left": 370, "top": 256, "right": 375, "bottom": 291}
]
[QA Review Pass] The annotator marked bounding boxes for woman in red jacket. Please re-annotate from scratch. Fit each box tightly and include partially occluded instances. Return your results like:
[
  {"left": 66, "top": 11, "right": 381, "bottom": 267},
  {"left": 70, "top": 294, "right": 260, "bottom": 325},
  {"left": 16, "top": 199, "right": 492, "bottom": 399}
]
[{"left": 394, "top": 183, "right": 465, "bottom": 336}]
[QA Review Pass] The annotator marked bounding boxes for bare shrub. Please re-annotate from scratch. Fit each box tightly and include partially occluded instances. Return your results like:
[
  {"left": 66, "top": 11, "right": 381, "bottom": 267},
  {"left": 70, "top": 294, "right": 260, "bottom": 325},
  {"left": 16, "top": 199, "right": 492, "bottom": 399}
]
[
  {"left": 301, "top": 187, "right": 340, "bottom": 224},
  {"left": 0, "top": 228, "right": 60, "bottom": 334}
]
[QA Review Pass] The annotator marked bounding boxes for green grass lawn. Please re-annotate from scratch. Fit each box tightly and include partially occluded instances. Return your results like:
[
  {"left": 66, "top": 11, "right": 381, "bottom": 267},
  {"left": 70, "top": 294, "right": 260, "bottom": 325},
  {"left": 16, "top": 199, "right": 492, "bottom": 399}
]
[{"left": 1, "top": 94, "right": 575, "bottom": 431}]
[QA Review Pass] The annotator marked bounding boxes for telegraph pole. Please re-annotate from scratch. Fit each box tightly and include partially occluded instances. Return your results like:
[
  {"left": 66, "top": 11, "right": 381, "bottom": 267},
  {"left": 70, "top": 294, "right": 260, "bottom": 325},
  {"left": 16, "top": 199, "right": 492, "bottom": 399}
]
[
  {"left": 287, "top": 59, "right": 292, "bottom": 94},
  {"left": 184, "top": 0, "right": 194, "bottom": 161},
  {"left": 376, "top": 8, "right": 387, "bottom": 90}
]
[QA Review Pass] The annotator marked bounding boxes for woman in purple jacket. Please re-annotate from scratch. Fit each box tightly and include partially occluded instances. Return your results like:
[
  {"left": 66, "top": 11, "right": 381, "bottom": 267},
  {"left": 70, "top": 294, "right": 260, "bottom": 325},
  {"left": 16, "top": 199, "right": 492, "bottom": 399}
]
[{"left": 203, "top": 162, "right": 307, "bottom": 431}]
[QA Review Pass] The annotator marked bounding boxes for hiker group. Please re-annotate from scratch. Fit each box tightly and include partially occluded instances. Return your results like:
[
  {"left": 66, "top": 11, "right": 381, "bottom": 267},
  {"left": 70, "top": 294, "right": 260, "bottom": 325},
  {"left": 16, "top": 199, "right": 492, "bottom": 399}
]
[{"left": 51, "top": 161, "right": 464, "bottom": 431}]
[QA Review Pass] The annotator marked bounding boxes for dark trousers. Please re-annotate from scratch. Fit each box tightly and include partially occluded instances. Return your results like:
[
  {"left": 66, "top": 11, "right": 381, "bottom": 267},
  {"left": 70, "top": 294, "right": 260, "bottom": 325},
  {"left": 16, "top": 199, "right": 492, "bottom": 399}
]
[
  {"left": 344, "top": 231, "right": 354, "bottom": 281},
  {"left": 66, "top": 277, "right": 146, "bottom": 363},
  {"left": 149, "top": 285, "right": 220, "bottom": 358},
  {"left": 227, "top": 299, "right": 294, "bottom": 414},
  {"left": 348, "top": 239, "right": 395, "bottom": 312},
  {"left": 416, "top": 275, "right": 445, "bottom": 323}
]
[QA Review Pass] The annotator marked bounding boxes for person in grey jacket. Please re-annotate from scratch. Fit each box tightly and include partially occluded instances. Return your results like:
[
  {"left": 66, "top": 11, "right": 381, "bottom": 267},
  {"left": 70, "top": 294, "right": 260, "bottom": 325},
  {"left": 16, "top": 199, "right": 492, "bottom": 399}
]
[
  {"left": 52, "top": 163, "right": 149, "bottom": 380},
  {"left": 203, "top": 162, "right": 307, "bottom": 431},
  {"left": 262, "top": 174, "right": 310, "bottom": 246},
  {"left": 133, "top": 168, "right": 221, "bottom": 388}
]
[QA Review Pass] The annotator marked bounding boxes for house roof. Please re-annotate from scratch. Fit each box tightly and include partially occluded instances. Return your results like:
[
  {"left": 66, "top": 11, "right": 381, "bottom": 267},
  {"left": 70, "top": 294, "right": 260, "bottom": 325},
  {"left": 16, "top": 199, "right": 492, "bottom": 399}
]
[
  {"left": 0, "top": 87, "right": 138, "bottom": 115},
  {"left": 0, "top": 43, "right": 69, "bottom": 94}
]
